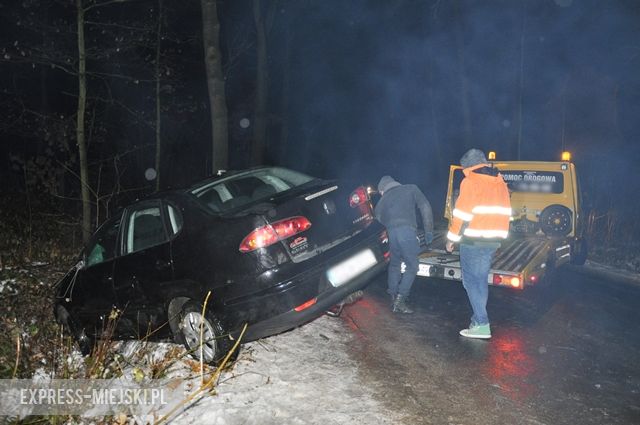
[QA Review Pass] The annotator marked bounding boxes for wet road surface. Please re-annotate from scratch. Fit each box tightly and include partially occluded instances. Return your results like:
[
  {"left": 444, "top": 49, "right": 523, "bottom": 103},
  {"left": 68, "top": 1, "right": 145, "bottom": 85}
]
[{"left": 341, "top": 267, "right": 640, "bottom": 425}]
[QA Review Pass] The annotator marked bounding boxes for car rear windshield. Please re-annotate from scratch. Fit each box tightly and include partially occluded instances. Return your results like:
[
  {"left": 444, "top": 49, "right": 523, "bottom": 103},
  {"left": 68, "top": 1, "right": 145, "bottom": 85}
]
[{"left": 190, "top": 167, "right": 316, "bottom": 213}]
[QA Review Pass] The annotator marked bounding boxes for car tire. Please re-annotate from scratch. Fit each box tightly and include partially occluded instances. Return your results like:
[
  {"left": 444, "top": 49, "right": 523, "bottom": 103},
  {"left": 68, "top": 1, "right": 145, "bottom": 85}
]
[
  {"left": 570, "top": 237, "right": 588, "bottom": 266},
  {"left": 174, "top": 300, "right": 234, "bottom": 366},
  {"left": 539, "top": 205, "right": 573, "bottom": 237},
  {"left": 55, "top": 304, "right": 94, "bottom": 356}
]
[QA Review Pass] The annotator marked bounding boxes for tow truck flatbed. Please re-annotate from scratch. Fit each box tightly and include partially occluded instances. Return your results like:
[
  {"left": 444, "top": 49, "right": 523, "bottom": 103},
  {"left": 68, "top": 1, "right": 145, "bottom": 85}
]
[
  {"left": 407, "top": 156, "right": 587, "bottom": 290},
  {"left": 416, "top": 231, "right": 572, "bottom": 289}
]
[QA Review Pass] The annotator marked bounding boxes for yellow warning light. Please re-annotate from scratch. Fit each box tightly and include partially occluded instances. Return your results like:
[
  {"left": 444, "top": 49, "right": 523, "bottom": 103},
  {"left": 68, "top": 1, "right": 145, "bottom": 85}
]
[
  {"left": 488, "top": 151, "right": 496, "bottom": 160},
  {"left": 561, "top": 151, "right": 571, "bottom": 161},
  {"left": 510, "top": 277, "right": 521, "bottom": 288}
]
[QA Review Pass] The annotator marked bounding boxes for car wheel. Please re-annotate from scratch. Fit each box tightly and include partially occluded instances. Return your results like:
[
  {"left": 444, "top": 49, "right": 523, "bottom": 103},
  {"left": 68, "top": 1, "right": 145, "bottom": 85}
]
[
  {"left": 55, "top": 304, "right": 94, "bottom": 356},
  {"left": 570, "top": 237, "right": 588, "bottom": 266},
  {"left": 175, "top": 300, "right": 233, "bottom": 365},
  {"left": 539, "top": 205, "right": 572, "bottom": 237}
]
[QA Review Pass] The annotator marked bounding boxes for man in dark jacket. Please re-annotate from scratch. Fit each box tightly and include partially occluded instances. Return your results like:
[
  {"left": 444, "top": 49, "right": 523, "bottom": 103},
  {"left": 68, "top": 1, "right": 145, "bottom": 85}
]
[{"left": 374, "top": 176, "right": 434, "bottom": 313}]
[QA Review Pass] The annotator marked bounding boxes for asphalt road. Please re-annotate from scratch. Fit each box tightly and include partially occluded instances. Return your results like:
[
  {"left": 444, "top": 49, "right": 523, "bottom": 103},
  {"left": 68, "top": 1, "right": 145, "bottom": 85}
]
[{"left": 340, "top": 266, "right": 640, "bottom": 425}]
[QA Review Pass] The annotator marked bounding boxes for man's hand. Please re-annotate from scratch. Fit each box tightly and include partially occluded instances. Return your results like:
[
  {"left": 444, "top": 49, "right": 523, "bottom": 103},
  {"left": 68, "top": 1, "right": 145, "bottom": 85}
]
[{"left": 445, "top": 241, "right": 455, "bottom": 253}]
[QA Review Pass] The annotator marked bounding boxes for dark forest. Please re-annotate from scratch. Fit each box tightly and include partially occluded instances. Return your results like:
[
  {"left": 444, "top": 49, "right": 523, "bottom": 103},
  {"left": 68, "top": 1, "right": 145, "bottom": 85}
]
[{"left": 1, "top": 0, "right": 639, "bottom": 266}]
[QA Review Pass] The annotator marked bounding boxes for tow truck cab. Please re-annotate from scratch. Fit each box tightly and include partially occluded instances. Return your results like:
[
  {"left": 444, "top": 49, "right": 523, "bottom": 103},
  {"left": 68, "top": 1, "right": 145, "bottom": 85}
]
[{"left": 418, "top": 152, "right": 587, "bottom": 289}]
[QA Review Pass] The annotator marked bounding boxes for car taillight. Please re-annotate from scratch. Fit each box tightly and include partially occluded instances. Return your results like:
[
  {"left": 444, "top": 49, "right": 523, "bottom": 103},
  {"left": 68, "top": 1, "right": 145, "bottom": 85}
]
[
  {"left": 492, "top": 273, "right": 522, "bottom": 289},
  {"left": 239, "top": 216, "right": 312, "bottom": 252},
  {"left": 294, "top": 297, "right": 317, "bottom": 312},
  {"left": 349, "top": 186, "right": 369, "bottom": 208}
]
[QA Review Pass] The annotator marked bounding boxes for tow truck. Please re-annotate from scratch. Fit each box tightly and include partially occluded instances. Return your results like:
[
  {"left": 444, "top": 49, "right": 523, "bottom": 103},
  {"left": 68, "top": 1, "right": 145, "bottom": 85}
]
[{"left": 416, "top": 151, "right": 588, "bottom": 289}]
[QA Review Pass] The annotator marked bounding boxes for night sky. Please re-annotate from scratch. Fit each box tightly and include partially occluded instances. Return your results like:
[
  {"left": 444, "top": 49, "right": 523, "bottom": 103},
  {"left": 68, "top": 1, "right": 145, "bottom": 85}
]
[{"left": 1, "top": 0, "right": 639, "bottom": 221}]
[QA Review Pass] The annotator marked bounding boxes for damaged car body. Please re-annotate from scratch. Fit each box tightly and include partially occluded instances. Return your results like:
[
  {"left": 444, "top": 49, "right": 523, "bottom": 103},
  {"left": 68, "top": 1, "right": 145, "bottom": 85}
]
[{"left": 54, "top": 166, "right": 389, "bottom": 364}]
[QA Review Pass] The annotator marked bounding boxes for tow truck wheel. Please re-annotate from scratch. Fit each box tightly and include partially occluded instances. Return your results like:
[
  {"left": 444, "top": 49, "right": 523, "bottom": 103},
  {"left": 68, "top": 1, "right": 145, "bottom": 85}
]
[{"left": 539, "top": 205, "right": 572, "bottom": 237}]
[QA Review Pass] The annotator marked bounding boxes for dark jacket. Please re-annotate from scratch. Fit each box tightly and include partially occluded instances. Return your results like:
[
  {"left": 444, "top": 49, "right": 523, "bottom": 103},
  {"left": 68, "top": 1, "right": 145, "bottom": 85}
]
[{"left": 374, "top": 183, "right": 434, "bottom": 241}]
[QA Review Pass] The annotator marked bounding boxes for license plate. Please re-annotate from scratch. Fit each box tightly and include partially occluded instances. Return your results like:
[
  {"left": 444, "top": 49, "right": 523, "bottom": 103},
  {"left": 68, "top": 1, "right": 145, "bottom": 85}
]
[{"left": 327, "top": 249, "right": 377, "bottom": 287}]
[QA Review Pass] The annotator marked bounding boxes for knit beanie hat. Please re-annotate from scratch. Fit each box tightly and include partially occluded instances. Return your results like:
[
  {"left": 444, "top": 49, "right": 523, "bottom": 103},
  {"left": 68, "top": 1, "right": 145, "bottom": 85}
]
[
  {"left": 377, "top": 175, "right": 401, "bottom": 194},
  {"left": 460, "top": 149, "right": 488, "bottom": 169}
]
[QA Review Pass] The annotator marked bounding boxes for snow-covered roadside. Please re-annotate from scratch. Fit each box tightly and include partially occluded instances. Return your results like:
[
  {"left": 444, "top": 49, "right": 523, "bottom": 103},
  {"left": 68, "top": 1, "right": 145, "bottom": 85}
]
[
  {"left": 569, "top": 260, "right": 640, "bottom": 288},
  {"left": 18, "top": 314, "right": 399, "bottom": 424},
  {"left": 2, "top": 263, "right": 396, "bottom": 424},
  {"left": 171, "top": 315, "right": 399, "bottom": 425}
]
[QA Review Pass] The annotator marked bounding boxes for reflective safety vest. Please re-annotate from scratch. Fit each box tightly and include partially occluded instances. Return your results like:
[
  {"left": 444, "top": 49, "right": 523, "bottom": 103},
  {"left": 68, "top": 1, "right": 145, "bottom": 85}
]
[{"left": 447, "top": 164, "right": 511, "bottom": 243}]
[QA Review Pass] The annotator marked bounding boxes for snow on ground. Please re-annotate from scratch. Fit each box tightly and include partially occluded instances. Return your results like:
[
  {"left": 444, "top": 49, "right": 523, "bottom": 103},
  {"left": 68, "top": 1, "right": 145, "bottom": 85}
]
[
  {"left": 0, "top": 278, "right": 17, "bottom": 294},
  {"left": 170, "top": 315, "right": 399, "bottom": 425},
  {"left": 21, "top": 314, "right": 398, "bottom": 423},
  {"left": 571, "top": 260, "right": 640, "bottom": 288}
]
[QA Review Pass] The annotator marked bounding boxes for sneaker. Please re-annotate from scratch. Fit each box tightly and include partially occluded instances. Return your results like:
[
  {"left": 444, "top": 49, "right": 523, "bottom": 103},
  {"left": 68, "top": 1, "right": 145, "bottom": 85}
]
[
  {"left": 459, "top": 323, "right": 491, "bottom": 339},
  {"left": 392, "top": 295, "right": 414, "bottom": 314}
]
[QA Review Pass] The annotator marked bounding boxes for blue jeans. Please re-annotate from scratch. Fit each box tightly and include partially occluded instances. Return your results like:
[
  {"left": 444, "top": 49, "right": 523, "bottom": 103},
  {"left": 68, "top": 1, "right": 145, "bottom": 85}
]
[
  {"left": 387, "top": 226, "right": 420, "bottom": 297},
  {"left": 459, "top": 244, "right": 497, "bottom": 326}
]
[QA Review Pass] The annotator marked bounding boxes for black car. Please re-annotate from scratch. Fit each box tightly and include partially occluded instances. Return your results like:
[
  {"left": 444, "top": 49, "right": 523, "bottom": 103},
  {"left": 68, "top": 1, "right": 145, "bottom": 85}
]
[{"left": 54, "top": 166, "right": 389, "bottom": 364}]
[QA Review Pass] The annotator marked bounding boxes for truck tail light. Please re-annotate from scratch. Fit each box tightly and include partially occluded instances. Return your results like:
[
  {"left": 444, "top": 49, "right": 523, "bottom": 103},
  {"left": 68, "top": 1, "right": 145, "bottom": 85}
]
[
  {"left": 239, "top": 216, "right": 312, "bottom": 252},
  {"left": 349, "top": 186, "right": 369, "bottom": 208},
  {"left": 492, "top": 273, "right": 522, "bottom": 289}
]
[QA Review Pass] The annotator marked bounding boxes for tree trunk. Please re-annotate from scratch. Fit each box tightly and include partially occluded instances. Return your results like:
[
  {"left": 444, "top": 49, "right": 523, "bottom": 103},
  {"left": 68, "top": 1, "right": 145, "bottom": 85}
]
[
  {"left": 155, "top": 0, "right": 163, "bottom": 191},
  {"left": 76, "top": 0, "right": 91, "bottom": 243},
  {"left": 200, "top": 0, "right": 228, "bottom": 173},
  {"left": 278, "top": 9, "right": 291, "bottom": 165},
  {"left": 252, "top": 0, "right": 268, "bottom": 166}
]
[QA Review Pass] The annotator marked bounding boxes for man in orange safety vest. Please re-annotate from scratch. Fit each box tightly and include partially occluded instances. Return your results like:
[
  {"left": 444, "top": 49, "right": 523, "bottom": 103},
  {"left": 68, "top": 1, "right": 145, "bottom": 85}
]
[{"left": 445, "top": 149, "right": 511, "bottom": 339}]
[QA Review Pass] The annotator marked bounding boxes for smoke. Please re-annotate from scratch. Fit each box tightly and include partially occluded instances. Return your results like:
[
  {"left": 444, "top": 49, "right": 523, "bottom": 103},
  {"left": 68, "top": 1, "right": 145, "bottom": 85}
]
[{"left": 277, "top": 0, "right": 640, "bottom": 216}]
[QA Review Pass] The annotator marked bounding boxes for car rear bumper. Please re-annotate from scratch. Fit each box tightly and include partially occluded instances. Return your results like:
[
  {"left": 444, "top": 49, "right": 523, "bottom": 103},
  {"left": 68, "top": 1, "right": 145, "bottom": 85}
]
[{"left": 230, "top": 259, "right": 386, "bottom": 342}]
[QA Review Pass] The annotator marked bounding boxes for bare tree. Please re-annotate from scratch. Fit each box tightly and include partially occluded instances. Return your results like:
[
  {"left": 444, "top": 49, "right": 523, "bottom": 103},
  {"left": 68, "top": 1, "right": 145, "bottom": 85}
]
[
  {"left": 76, "top": 0, "right": 91, "bottom": 242},
  {"left": 278, "top": 6, "right": 291, "bottom": 164},
  {"left": 251, "top": 0, "right": 278, "bottom": 166},
  {"left": 2, "top": 0, "right": 169, "bottom": 242},
  {"left": 200, "top": 0, "right": 229, "bottom": 173},
  {"left": 77, "top": 0, "right": 151, "bottom": 241}
]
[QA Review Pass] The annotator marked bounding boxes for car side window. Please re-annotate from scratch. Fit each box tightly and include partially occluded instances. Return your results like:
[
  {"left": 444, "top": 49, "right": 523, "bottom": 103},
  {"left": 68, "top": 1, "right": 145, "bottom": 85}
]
[
  {"left": 166, "top": 204, "right": 183, "bottom": 235},
  {"left": 124, "top": 205, "right": 168, "bottom": 254},
  {"left": 85, "top": 215, "right": 122, "bottom": 267}
]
